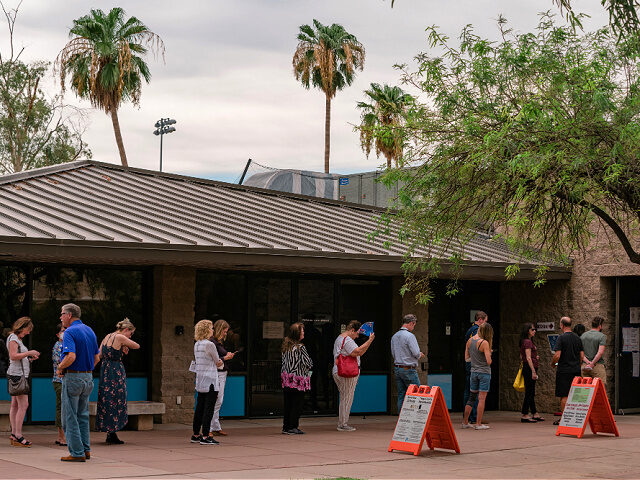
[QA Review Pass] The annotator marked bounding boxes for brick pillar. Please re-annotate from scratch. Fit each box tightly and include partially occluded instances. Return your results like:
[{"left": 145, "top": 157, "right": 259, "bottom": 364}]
[{"left": 151, "top": 266, "right": 197, "bottom": 423}]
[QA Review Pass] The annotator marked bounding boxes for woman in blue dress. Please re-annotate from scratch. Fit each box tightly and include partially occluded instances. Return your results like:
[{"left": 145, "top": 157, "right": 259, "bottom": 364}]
[{"left": 95, "top": 318, "right": 140, "bottom": 444}]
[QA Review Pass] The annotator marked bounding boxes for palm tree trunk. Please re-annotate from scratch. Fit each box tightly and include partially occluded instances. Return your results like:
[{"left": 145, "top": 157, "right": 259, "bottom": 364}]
[
  {"left": 324, "top": 95, "right": 331, "bottom": 173},
  {"left": 110, "top": 108, "right": 129, "bottom": 167}
]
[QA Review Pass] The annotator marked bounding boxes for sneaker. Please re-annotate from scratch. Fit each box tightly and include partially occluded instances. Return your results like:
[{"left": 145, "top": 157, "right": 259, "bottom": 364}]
[
  {"left": 190, "top": 435, "right": 202, "bottom": 443},
  {"left": 282, "top": 429, "right": 297, "bottom": 435},
  {"left": 291, "top": 428, "right": 305, "bottom": 435},
  {"left": 474, "top": 424, "right": 490, "bottom": 430},
  {"left": 461, "top": 423, "right": 473, "bottom": 429},
  {"left": 199, "top": 436, "right": 220, "bottom": 445},
  {"left": 337, "top": 425, "right": 356, "bottom": 432}
]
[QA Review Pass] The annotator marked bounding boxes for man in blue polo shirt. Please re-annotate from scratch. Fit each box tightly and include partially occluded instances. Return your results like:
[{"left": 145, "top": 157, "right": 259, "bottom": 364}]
[{"left": 56, "top": 303, "right": 100, "bottom": 462}]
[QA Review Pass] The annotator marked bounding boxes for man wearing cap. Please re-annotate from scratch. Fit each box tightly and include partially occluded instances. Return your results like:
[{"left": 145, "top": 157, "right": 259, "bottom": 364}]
[{"left": 391, "top": 314, "right": 424, "bottom": 412}]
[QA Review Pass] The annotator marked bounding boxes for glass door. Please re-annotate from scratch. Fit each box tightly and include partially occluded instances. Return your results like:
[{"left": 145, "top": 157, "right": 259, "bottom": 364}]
[
  {"left": 298, "top": 278, "right": 336, "bottom": 415},
  {"left": 249, "top": 277, "right": 291, "bottom": 416}
]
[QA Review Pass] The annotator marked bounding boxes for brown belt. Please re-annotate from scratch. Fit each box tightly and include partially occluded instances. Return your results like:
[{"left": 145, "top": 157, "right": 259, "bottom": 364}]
[
  {"left": 66, "top": 370, "right": 91, "bottom": 373},
  {"left": 395, "top": 365, "right": 416, "bottom": 370}
]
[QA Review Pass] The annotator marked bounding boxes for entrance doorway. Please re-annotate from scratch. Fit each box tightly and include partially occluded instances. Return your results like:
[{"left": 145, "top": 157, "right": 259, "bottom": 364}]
[
  {"left": 616, "top": 277, "right": 640, "bottom": 414},
  {"left": 427, "top": 280, "right": 500, "bottom": 411}
]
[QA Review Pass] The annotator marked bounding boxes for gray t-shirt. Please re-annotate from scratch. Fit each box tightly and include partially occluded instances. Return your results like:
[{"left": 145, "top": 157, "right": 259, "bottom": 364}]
[
  {"left": 581, "top": 330, "right": 606, "bottom": 364},
  {"left": 6, "top": 333, "right": 29, "bottom": 377}
]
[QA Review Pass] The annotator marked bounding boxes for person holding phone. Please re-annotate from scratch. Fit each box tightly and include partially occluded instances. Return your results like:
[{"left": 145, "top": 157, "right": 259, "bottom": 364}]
[{"left": 209, "top": 319, "right": 235, "bottom": 437}]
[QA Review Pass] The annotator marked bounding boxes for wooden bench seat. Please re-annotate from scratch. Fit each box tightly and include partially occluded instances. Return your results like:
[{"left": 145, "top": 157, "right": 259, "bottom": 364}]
[{"left": 89, "top": 401, "right": 165, "bottom": 431}]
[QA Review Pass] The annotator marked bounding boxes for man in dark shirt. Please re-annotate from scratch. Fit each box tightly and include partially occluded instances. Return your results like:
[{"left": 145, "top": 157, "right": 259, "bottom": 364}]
[
  {"left": 56, "top": 303, "right": 100, "bottom": 462},
  {"left": 463, "top": 311, "right": 487, "bottom": 423},
  {"left": 552, "top": 316, "right": 584, "bottom": 425}
]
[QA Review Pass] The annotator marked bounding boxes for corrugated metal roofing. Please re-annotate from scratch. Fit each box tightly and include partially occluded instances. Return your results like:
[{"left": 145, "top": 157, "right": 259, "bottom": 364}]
[{"left": 0, "top": 160, "right": 558, "bottom": 268}]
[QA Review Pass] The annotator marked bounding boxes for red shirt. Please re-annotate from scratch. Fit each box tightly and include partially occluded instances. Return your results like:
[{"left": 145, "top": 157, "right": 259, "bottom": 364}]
[{"left": 520, "top": 339, "right": 538, "bottom": 369}]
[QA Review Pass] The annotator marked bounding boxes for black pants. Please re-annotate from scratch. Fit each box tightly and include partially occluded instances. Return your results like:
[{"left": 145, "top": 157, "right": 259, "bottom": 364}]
[
  {"left": 193, "top": 385, "right": 219, "bottom": 436},
  {"left": 521, "top": 363, "right": 537, "bottom": 415},
  {"left": 283, "top": 387, "right": 305, "bottom": 431}
]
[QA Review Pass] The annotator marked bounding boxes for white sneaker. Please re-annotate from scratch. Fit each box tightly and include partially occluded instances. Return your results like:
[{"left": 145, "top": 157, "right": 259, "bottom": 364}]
[
  {"left": 337, "top": 425, "right": 356, "bottom": 432},
  {"left": 474, "top": 424, "right": 490, "bottom": 430},
  {"left": 461, "top": 423, "right": 473, "bottom": 429}
]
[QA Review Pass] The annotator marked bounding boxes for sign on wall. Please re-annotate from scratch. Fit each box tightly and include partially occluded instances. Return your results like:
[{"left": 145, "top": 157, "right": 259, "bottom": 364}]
[{"left": 537, "top": 322, "right": 555, "bottom": 331}]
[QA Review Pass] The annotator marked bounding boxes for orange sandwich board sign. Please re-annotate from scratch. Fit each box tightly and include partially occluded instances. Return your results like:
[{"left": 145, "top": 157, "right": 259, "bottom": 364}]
[
  {"left": 555, "top": 377, "right": 619, "bottom": 439},
  {"left": 388, "top": 384, "right": 460, "bottom": 456}
]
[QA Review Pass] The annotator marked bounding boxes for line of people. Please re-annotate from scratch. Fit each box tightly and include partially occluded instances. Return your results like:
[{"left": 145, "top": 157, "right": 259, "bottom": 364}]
[
  {"left": 519, "top": 315, "right": 606, "bottom": 425},
  {"left": 6, "top": 304, "right": 139, "bottom": 461}
]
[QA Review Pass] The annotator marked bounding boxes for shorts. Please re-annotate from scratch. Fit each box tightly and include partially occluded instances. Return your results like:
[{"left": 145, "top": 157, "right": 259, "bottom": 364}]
[
  {"left": 555, "top": 371, "right": 580, "bottom": 397},
  {"left": 469, "top": 371, "right": 491, "bottom": 392}
]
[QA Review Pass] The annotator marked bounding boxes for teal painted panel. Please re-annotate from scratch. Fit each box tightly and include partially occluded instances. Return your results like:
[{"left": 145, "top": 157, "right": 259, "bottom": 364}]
[
  {"left": 428, "top": 374, "right": 452, "bottom": 409},
  {"left": 31, "top": 378, "right": 57, "bottom": 421},
  {"left": 31, "top": 377, "right": 148, "bottom": 422},
  {"left": 0, "top": 379, "right": 9, "bottom": 401},
  {"left": 219, "top": 376, "right": 245, "bottom": 417},
  {"left": 351, "top": 374, "right": 387, "bottom": 413}
]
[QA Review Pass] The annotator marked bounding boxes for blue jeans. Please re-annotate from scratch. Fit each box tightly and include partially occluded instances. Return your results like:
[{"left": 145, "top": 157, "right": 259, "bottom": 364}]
[
  {"left": 394, "top": 366, "right": 420, "bottom": 412},
  {"left": 62, "top": 373, "right": 93, "bottom": 458},
  {"left": 463, "top": 362, "right": 478, "bottom": 422}
]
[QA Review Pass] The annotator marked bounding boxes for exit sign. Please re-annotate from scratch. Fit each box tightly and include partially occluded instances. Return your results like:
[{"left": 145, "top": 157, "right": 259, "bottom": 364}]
[{"left": 537, "top": 322, "right": 555, "bottom": 331}]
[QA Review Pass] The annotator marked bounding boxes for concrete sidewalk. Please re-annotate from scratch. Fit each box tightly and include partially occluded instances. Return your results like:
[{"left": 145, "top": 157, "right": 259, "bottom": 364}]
[{"left": 1, "top": 411, "right": 639, "bottom": 479}]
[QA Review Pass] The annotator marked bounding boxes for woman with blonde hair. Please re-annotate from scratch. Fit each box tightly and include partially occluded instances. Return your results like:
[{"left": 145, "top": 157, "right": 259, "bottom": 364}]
[
  {"left": 192, "top": 319, "right": 223, "bottom": 445},
  {"left": 7, "top": 317, "right": 39, "bottom": 447},
  {"left": 208, "top": 319, "right": 235, "bottom": 436},
  {"left": 281, "top": 322, "right": 313, "bottom": 435},
  {"left": 95, "top": 318, "right": 140, "bottom": 444},
  {"left": 462, "top": 322, "right": 493, "bottom": 430}
]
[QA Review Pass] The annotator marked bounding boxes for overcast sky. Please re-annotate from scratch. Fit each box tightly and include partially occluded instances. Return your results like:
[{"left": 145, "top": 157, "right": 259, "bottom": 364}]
[{"left": 2, "top": 0, "right": 608, "bottom": 182}]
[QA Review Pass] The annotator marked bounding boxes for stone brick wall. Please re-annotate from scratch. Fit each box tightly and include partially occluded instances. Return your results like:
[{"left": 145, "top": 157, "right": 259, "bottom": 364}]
[
  {"left": 499, "top": 220, "right": 636, "bottom": 413},
  {"left": 151, "top": 266, "right": 197, "bottom": 424}
]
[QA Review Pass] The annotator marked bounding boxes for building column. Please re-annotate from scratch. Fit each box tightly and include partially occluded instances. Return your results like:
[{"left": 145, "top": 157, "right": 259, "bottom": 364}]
[{"left": 151, "top": 266, "right": 197, "bottom": 423}]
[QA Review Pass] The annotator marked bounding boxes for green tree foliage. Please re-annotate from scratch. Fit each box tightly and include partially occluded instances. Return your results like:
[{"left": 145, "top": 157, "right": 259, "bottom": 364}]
[
  {"left": 379, "top": 14, "right": 640, "bottom": 302},
  {"left": 0, "top": 2, "right": 90, "bottom": 174},
  {"left": 293, "top": 19, "right": 365, "bottom": 173},
  {"left": 57, "top": 7, "right": 164, "bottom": 168},
  {"left": 357, "top": 83, "right": 413, "bottom": 169},
  {"left": 555, "top": 0, "right": 640, "bottom": 39}
]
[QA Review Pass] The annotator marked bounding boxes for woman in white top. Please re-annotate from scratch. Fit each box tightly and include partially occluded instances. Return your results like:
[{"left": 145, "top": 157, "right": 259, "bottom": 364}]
[
  {"left": 192, "top": 319, "right": 223, "bottom": 445},
  {"left": 7, "top": 317, "right": 40, "bottom": 447},
  {"left": 332, "top": 320, "right": 375, "bottom": 432}
]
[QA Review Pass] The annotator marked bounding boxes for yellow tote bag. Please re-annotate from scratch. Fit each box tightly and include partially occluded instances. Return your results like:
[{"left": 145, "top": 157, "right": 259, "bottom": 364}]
[{"left": 513, "top": 363, "right": 525, "bottom": 392}]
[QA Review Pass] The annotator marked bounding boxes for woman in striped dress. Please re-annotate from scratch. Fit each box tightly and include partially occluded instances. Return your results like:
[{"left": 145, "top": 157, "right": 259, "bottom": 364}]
[{"left": 281, "top": 322, "right": 313, "bottom": 435}]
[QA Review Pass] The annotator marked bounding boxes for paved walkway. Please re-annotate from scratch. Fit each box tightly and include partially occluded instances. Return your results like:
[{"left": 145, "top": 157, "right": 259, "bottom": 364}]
[{"left": 1, "top": 411, "right": 639, "bottom": 479}]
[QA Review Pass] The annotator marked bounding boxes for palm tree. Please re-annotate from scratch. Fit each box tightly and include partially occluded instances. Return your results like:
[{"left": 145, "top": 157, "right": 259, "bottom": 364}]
[
  {"left": 56, "top": 8, "right": 164, "bottom": 167},
  {"left": 293, "top": 20, "right": 365, "bottom": 173},
  {"left": 357, "top": 83, "right": 413, "bottom": 169}
]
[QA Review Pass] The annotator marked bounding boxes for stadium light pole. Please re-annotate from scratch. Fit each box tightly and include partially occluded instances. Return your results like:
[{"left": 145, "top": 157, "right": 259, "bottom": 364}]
[{"left": 153, "top": 118, "right": 177, "bottom": 172}]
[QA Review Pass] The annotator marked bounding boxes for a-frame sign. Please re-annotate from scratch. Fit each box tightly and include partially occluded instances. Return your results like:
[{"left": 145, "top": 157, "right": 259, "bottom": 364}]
[
  {"left": 388, "top": 385, "right": 460, "bottom": 456},
  {"left": 555, "top": 377, "right": 619, "bottom": 439}
]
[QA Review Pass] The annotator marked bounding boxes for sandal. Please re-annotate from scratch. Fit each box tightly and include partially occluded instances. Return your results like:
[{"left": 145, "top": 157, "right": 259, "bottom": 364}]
[
  {"left": 55, "top": 440, "right": 68, "bottom": 446},
  {"left": 10, "top": 435, "right": 32, "bottom": 447},
  {"left": 521, "top": 417, "right": 537, "bottom": 423},
  {"left": 533, "top": 416, "right": 545, "bottom": 422}
]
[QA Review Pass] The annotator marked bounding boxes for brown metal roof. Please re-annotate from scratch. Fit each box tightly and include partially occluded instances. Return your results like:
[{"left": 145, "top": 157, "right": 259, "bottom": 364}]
[{"left": 0, "top": 161, "right": 570, "bottom": 278}]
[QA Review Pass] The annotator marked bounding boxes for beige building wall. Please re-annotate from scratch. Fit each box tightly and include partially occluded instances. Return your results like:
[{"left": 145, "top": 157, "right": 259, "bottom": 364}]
[{"left": 499, "top": 221, "right": 640, "bottom": 413}]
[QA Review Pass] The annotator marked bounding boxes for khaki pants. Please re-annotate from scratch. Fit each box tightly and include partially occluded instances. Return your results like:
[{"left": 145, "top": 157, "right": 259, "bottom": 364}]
[{"left": 582, "top": 363, "right": 606, "bottom": 385}]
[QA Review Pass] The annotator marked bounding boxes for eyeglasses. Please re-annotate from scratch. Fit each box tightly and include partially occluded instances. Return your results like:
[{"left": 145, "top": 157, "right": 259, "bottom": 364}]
[{"left": 530, "top": 328, "right": 537, "bottom": 331}]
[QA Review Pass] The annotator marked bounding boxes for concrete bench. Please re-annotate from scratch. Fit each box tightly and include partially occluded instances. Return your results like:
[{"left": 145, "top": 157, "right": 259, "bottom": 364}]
[
  {"left": 0, "top": 401, "right": 9, "bottom": 432},
  {"left": 89, "top": 401, "right": 165, "bottom": 431}
]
